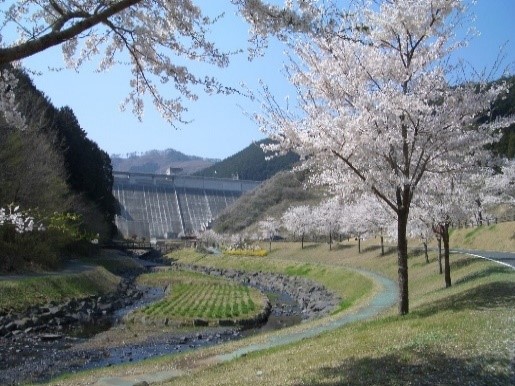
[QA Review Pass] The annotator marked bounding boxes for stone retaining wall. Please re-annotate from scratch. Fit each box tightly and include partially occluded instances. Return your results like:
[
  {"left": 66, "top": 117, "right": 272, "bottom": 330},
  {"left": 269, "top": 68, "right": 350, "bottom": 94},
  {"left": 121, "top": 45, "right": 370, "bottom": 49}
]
[{"left": 0, "top": 279, "right": 142, "bottom": 338}]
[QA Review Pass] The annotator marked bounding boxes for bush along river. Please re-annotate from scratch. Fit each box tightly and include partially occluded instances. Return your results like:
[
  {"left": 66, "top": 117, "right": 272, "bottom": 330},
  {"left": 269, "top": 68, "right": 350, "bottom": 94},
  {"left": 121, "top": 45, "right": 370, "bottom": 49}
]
[{"left": 0, "top": 261, "right": 340, "bottom": 385}]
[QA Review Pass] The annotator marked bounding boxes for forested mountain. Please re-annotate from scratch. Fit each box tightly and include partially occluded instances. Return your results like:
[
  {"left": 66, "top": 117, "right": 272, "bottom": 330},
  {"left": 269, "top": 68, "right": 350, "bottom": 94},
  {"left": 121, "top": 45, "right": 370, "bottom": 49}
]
[
  {"left": 111, "top": 149, "right": 217, "bottom": 175},
  {"left": 0, "top": 66, "right": 117, "bottom": 238},
  {"left": 194, "top": 139, "right": 300, "bottom": 181}
]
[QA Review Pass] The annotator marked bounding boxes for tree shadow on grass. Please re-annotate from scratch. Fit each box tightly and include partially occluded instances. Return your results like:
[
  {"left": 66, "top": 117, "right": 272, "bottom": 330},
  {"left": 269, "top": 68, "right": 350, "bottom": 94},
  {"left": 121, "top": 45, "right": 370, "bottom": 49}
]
[
  {"left": 409, "top": 248, "right": 425, "bottom": 258},
  {"left": 362, "top": 245, "right": 382, "bottom": 253},
  {"left": 454, "top": 266, "right": 513, "bottom": 286},
  {"left": 413, "top": 281, "right": 515, "bottom": 318},
  {"left": 449, "top": 256, "right": 480, "bottom": 270},
  {"left": 301, "top": 244, "right": 321, "bottom": 250},
  {"left": 332, "top": 243, "right": 354, "bottom": 251},
  {"left": 295, "top": 348, "right": 513, "bottom": 386},
  {"left": 360, "top": 245, "right": 397, "bottom": 256}
]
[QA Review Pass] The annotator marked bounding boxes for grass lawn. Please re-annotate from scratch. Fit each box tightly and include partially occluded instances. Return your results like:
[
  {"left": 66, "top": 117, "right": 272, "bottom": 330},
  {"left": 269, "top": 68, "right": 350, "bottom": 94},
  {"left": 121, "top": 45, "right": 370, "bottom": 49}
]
[{"left": 0, "top": 266, "right": 120, "bottom": 312}]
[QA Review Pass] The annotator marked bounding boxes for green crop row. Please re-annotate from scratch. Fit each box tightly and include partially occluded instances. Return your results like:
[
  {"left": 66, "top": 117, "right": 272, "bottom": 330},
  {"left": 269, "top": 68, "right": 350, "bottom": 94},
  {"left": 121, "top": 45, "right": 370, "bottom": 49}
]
[{"left": 130, "top": 270, "right": 266, "bottom": 325}]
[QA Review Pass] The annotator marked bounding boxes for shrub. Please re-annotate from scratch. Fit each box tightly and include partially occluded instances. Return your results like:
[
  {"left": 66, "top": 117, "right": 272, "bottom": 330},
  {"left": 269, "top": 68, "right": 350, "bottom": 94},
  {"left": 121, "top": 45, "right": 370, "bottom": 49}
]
[{"left": 224, "top": 249, "right": 268, "bottom": 257}]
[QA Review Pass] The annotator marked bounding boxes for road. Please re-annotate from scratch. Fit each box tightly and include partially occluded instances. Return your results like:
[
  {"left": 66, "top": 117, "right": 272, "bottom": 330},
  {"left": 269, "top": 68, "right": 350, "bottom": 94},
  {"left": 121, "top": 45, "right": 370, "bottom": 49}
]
[{"left": 451, "top": 249, "right": 515, "bottom": 269}]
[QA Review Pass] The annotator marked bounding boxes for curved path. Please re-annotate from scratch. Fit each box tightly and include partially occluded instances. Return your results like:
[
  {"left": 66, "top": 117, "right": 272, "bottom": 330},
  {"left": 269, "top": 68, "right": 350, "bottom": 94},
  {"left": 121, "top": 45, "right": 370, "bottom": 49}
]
[
  {"left": 95, "top": 269, "right": 398, "bottom": 386},
  {"left": 451, "top": 249, "right": 515, "bottom": 269}
]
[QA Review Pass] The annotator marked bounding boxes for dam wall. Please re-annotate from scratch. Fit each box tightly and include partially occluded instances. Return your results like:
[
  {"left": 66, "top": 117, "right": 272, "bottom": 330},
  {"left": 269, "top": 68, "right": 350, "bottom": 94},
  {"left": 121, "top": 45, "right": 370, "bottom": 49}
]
[{"left": 113, "top": 172, "right": 260, "bottom": 239}]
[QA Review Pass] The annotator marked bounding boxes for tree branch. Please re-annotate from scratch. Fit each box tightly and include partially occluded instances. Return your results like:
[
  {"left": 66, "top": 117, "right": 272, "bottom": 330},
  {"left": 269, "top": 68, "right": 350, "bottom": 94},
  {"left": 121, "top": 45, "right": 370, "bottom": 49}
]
[
  {"left": 331, "top": 149, "right": 398, "bottom": 213},
  {"left": 0, "top": 0, "right": 141, "bottom": 65}
]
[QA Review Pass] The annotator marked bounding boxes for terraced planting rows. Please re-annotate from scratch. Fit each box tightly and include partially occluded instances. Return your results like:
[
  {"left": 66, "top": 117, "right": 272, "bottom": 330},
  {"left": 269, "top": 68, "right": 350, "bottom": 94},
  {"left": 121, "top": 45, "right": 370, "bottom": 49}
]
[{"left": 130, "top": 270, "right": 268, "bottom": 326}]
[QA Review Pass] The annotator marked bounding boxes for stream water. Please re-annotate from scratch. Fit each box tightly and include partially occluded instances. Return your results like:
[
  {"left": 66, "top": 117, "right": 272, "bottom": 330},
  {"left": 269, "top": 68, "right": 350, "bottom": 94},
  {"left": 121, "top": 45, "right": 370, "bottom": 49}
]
[
  {"left": 0, "top": 282, "right": 304, "bottom": 385},
  {"left": 80, "top": 288, "right": 303, "bottom": 370}
]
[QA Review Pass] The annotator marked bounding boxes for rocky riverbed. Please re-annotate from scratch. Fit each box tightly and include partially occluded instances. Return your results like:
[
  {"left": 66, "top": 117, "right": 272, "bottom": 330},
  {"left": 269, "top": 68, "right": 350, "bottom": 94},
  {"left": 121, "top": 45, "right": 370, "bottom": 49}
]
[{"left": 0, "top": 257, "right": 340, "bottom": 385}]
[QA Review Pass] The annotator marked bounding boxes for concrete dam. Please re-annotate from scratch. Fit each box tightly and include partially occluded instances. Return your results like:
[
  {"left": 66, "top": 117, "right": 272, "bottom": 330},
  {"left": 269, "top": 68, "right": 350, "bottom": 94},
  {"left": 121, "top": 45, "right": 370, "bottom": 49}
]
[{"left": 113, "top": 172, "right": 260, "bottom": 239}]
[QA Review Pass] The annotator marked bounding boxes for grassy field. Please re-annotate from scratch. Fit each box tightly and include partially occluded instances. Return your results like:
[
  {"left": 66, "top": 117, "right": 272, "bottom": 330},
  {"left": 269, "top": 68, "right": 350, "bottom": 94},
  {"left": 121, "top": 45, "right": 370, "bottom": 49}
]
[
  {"left": 26, "top": 221, "right": 515, "bottom": 385},
  {"left": 129, "top": 270, "right": 268, "bottom": 326},
  {"left": 0, "top": 249, "right": 141, "bottom": 312},
  {"left": 0, "top": 265, "right": 120, "bottom": 312},
  {"left": 446, "top": 221, "right": 515, "bottom": 252}
]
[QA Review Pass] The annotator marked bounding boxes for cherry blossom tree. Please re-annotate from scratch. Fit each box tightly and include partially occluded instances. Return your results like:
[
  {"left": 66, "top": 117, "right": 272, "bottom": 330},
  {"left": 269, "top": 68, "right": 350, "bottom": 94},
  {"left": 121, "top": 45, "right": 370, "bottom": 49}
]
[
  {"left": 0, "top": 0, "right": 320, "bottom": 127},
  {"left": 0, "top": 204, "right": 41, "bottom": 234},
  {"left": 416, "top": 171, "right": 485, "bottom": 287},
  {"left": 479, "top": 159, "right": 515, "bottom": 221},
  {"left": 197, "top": 229, "right": 223, "bottom": 250},
  {"left": 311, "top": 197, "right": 345, "bottom": 250},
  {"left": 343, "top": 196, "right": 394, "bottom": 254},
  {"left": 258, "top": 0, "right": 512, "bottom": 314},
  {"left": 258, "top": 216, "right": 279, "bottom": 252},
  {"left": 282, "top": 204, "right": 312, "bottom": 249},
  {"left": 0, "top": 69, "right": 25, "bottom": 128},
  {"left": 407, "top": 211, "right": 433, "bottom": 264}
]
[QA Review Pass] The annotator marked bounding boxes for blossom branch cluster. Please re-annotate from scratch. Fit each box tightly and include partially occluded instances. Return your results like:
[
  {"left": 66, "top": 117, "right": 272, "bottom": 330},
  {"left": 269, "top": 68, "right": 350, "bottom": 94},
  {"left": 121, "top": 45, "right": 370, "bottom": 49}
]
[
  {"left": 0, "top": 204, "right": 43, "bottom": 234},
  {"left": 0, "top": 0, "right": 327, "bottom": 127},
  {"left": 0, "top": 69, "right": 26, "bottom": 129},
  {"left": 1, "top": 0, "right": 236, "bottom": 125}
]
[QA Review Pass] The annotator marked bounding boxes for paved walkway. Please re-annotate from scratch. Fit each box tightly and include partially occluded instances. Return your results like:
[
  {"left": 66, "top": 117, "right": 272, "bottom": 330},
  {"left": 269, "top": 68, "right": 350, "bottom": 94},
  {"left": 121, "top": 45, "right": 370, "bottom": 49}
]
[
  {"left": 451, "top": 249, "right": 515, "bottom": 269},
  {"left": 94, "top": 269, "right": 398, "bottom": 386}
]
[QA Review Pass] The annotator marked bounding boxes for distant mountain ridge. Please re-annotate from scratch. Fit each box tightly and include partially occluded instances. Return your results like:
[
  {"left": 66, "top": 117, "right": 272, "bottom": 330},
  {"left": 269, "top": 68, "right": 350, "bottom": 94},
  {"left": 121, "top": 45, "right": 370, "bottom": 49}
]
[
  {"left": 111, "top": 139, "right": 299, "bottom": 181},
  {"left": 193, "top": 139, "right": 300, "bottom": 181},
  {"left": 111, "top": 148, "right": 218, "bottom": 175}
]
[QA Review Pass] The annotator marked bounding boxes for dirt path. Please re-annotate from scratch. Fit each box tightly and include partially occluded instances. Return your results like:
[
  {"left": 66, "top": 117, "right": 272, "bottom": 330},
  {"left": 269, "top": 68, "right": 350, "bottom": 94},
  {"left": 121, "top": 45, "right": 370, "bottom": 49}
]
[
  {"left": 94, "top": 269, "right": 398, "bottom": 386},
  {"left": 0, "top": 259, "right": 97, "bottom": 281}
]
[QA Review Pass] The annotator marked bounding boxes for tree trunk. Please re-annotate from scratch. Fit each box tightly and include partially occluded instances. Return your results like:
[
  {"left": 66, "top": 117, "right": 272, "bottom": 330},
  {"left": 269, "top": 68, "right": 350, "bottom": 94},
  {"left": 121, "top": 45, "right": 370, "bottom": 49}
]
[
  {"left": 329, "top": 230, "right": 332, "bottom": 250},
  {"left": 442, "top": 223, "right": 451, "bottom": 288},
  {"left": 358, "top": 237, "right": 361, "bottom": 253},
  {"left": 437, "top": 237, "right": 443, "bottom": 274},
  {"left": 424, "top": 241, "right": 429, "bottom": 263},
  {"left": 397, "top": 207, "right": 409, "bottom": 315},
  {"left": 381, "top": 235, "right": 384, "bottom": 256},
  {"left": 301, "top": 233, "right": 304, "bottom": 249}
]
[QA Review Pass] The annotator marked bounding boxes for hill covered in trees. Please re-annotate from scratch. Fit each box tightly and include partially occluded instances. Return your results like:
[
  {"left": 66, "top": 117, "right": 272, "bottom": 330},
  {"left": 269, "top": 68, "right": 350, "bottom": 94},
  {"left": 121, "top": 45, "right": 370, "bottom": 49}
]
[
  {"left": 112, "top": 138, "right": 299, "bottom": 181},
  {"left": 0, "top": 66, "right": 117, "bottom": 270},
  {"left": 194, "top": 139, "right": 300, "bottom": 181}
]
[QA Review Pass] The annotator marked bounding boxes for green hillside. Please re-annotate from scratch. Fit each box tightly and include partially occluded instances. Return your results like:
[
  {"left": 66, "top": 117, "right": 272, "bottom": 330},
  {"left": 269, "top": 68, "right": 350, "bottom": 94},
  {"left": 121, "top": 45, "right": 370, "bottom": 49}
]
[
  {"left": 213, "top": 170, "right": 320, "bottom": 233},
  {"left": 194, "top": 139, "right": 300, "bottom": 181}
]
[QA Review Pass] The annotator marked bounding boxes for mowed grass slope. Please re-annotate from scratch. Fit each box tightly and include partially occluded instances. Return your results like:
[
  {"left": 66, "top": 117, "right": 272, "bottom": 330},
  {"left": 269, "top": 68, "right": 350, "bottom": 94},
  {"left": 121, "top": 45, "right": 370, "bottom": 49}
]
[
  {"left": 0, "top": 249, "right": 144, "bottom": 312},
  {"left": 0, "top": 266, "right": 120, "bottom": 312},
  {"left": 447, "top": 221, "right": 515, "bottom": 252}
]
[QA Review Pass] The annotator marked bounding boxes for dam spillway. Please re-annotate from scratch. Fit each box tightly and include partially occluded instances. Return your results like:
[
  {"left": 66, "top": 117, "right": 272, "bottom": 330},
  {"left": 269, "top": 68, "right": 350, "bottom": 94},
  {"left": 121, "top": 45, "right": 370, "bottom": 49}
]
[{"left": 113, "top": 172, "right": 260, "bottom": 239}]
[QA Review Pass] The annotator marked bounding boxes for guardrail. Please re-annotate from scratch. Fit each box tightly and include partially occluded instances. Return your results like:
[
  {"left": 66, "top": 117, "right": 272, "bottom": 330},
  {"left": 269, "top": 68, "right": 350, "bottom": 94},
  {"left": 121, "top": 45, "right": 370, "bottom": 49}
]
[
  {"left": 102, "top": 240, "right": 182, "bottom": 254},
  {"left": 451, "top": 215, "right": 515, "bottom": 229}
]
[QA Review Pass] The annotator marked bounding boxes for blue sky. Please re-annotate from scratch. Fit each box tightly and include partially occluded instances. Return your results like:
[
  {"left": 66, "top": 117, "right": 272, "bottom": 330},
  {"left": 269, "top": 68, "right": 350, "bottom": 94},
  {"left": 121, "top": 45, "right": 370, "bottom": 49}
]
[{"left": 18, "top": 1, "right": 515, "bottom": 160}]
